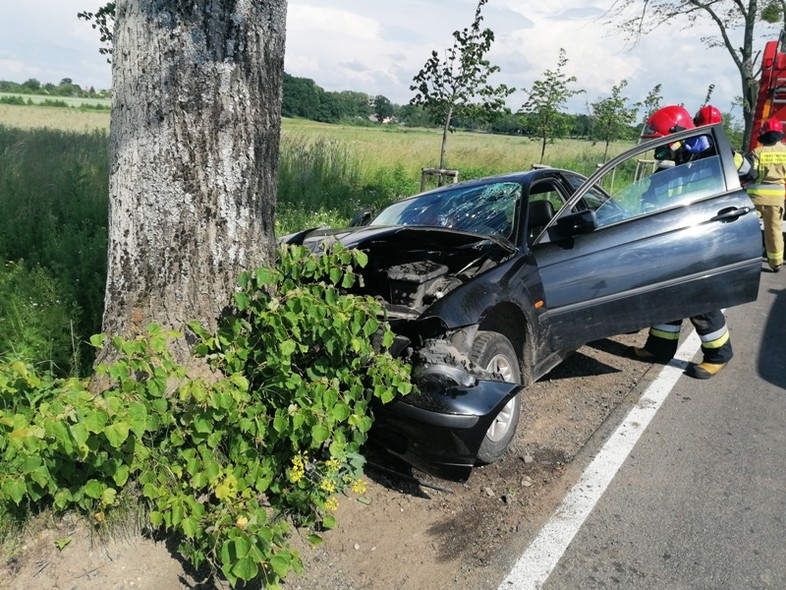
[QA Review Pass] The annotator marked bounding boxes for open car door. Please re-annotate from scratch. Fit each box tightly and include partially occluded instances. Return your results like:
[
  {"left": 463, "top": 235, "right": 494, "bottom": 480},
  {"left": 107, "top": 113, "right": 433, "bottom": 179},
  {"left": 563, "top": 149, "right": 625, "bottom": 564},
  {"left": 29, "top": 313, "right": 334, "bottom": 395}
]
[{"left": 530, "top": 123, "right": 762, "bottom": 352}]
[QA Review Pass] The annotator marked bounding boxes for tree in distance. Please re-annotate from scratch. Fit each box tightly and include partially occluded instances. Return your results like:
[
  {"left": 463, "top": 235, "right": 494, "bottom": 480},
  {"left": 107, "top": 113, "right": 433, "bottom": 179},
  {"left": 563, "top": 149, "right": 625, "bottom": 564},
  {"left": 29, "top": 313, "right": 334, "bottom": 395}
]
[
  {"left": 410, "top": 0, "right": 514, "bottom": 170},
  {"left": 519, "top": 48, "right": 585, "bottom": 164},
  {"left": 591, "top": 79, "right": 639, "bottom": 160}
]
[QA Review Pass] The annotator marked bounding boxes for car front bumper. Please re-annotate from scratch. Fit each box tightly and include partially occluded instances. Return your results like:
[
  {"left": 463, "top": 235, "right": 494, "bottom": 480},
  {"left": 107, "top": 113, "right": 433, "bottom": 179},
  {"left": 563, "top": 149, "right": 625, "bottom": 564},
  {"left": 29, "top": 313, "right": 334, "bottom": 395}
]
[{"left": 370, "top": 371, "right": 522, "bottom": 482}]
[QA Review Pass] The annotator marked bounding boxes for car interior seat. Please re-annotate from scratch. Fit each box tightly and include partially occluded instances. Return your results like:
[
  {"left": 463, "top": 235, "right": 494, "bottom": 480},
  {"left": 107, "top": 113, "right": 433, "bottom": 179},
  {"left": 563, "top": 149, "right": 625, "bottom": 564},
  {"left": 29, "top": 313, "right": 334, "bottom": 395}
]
[{"left": 527, "top": 199, "right": 555, "bottom": 245}]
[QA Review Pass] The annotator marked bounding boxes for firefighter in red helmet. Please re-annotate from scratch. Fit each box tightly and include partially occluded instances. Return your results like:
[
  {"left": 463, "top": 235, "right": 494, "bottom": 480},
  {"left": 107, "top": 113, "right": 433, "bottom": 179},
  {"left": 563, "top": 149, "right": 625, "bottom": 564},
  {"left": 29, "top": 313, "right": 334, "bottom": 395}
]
[
  {"left": 640, "top": 104, "right": 712, "bottom": 161},
  {"left": 693, "top": 104, "right": 723, "bottom": 126},
  {"left": 747, "top": 116, "right": 786, "bottom": 272},
  {"left": 632, "top": 105, "right": 735, "bottom": 379}
]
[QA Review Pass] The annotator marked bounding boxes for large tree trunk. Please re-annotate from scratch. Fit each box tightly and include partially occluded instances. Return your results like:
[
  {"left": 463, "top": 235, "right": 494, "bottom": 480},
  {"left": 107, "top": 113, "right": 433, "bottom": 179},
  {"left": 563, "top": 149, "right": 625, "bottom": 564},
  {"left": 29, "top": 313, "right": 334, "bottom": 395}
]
[{"left": 100, "top": 0, "right": 286, "bottom": 370}]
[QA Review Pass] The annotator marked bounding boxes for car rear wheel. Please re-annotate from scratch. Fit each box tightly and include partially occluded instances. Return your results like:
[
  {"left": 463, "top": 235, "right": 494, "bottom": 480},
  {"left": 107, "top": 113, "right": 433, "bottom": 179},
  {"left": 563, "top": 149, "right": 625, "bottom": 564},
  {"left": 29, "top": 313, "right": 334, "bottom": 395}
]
[{"left": 469, "top": 331, "right": 522, "bottom": 464}]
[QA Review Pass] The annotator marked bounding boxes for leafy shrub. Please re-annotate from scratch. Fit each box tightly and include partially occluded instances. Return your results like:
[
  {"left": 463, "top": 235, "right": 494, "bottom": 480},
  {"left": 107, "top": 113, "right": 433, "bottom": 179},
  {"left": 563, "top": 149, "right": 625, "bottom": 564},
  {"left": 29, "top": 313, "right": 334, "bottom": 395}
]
[
  {"left": 275, "top": 206, "right": 350, "bottom": 236},
  {"left": 0, "top": 96, "right": 27, "bottom": 106},
  {"left": 0, "top": 245, "right": 412, "bottom": 588},
  {"left": 362, "top": 163, "right": 419, "bottom": 206}
]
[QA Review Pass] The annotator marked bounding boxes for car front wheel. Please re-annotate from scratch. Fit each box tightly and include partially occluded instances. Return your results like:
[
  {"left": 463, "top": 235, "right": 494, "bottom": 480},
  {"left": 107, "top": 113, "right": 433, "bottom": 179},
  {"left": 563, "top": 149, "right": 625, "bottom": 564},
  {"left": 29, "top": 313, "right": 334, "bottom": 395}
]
[{"left": 469, "top": 331, "right": 522, "bottom": 464}]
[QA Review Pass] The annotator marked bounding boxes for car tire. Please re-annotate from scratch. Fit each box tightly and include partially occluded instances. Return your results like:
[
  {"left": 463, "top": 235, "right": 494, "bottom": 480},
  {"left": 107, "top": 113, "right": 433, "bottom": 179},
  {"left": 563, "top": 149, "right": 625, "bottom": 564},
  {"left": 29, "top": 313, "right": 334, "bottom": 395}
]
[{"left": 469, "top": 331, "right": 522, "bottom": 465}]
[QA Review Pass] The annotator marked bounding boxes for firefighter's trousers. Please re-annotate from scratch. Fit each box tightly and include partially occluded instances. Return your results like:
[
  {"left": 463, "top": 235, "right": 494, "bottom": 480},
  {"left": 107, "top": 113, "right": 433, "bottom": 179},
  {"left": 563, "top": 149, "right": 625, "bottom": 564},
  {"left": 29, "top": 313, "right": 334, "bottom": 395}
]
[
  {"left": 754, "top": 202, "right": 784, "bottom": 271},
  {"left": 643, "top": 310, "right": 733, "bottom": 364}
]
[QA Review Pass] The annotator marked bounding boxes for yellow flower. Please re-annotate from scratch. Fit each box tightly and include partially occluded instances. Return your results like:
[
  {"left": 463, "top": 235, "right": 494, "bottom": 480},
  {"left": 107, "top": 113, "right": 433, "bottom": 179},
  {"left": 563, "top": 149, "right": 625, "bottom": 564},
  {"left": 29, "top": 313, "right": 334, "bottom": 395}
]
[
  {"left": 319, "top": 479, "right": 336, "bottom": 494},
  {"left": 289, "top": 453, "right": 306, "bottom": 483},
  {"left": 351, "top": 479, "right": 367, "bottom": 494},
  {"left": 325, "top": 457, "right": 341, "bottom": 472},
  {"left": 325, "top": 497, "right": 339, "bottom": 512}
]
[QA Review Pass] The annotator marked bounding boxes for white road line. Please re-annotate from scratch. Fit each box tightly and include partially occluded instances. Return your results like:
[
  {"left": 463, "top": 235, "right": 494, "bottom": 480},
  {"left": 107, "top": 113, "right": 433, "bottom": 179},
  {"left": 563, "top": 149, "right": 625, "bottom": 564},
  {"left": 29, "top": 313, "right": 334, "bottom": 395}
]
[{"left": 498, "top": 331, "right": 702, "bottom": 590}]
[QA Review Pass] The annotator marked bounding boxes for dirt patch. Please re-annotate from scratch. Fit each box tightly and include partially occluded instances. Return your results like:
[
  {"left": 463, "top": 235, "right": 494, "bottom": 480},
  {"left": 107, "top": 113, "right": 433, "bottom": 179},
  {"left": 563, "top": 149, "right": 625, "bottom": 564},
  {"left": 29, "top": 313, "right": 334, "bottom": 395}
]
[{"left": 1, "top": 332, "right": 658, "bottom": 590}]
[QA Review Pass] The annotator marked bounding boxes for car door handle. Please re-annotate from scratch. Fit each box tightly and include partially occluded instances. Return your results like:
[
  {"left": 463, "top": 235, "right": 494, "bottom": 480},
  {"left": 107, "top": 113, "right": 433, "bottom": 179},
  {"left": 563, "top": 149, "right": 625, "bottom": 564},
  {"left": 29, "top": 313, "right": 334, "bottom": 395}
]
[{"left": 709, "top": 206, "right": 752, "bottom": 222}]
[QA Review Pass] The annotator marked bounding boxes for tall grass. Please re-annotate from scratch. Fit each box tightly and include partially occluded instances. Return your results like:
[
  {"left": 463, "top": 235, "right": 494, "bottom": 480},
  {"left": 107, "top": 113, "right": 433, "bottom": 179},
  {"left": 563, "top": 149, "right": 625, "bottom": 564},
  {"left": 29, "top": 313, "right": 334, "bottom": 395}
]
[
  {"left": 0, "top": 107, "right": 637, "bottom": 375},
  {"left": 0, "top": 125, "right": 109, "bottom": 374}
]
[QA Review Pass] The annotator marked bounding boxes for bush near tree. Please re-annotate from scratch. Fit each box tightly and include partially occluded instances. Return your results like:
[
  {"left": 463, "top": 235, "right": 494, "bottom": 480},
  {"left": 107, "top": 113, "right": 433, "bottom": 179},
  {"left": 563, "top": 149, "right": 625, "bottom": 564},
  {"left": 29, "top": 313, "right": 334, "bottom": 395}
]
[{"left": 0, "top": 245, "right": 412, "bottom": 588}]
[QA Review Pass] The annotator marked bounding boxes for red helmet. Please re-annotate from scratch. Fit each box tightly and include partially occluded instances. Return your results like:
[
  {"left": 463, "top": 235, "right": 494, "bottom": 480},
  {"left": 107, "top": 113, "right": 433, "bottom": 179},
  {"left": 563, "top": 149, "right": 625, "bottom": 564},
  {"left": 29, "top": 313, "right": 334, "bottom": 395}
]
[
  {"left": 641, "top": 105, "right": 695, "bottom": 139},
  {"left": 760, "top": 117, "right": 783, "bottom": 135},
  {"left": 693, "top": 105, "right": 722, "bottom": 126}
]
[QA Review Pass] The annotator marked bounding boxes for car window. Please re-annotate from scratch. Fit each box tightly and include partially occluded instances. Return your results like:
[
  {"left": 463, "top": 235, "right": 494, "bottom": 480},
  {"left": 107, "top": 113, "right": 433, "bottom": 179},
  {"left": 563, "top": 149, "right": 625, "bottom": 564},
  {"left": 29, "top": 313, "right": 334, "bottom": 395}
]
[
  {"left": 574, "top": 133, "right": 725, "bottom": 228},
  {"left": 370, "top": 181, "right": 521, "bottom": 240}
]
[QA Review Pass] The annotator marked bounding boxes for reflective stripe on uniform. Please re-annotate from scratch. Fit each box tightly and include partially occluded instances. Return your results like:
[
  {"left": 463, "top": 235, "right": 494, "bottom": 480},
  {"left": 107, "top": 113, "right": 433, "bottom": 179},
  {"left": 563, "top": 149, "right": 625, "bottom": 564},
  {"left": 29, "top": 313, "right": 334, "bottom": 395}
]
[
  {"left": 746, "top": 183, "right": 786, "bottom": 198},
  {"left": 649, "top": 323, "right": 681, "bottom": 340},
  {"left": 699, "top": 326, "right": 730, "bottom": 349},
  {"left": 758, "top": 151, "right": 786, "bottom": 164}
]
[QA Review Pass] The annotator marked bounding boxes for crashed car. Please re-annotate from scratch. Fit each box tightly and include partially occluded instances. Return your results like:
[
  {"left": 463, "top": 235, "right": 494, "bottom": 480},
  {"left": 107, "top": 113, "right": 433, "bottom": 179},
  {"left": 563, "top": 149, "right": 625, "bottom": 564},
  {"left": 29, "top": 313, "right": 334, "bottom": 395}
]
[{"left": 282, "top": 123, "right": 761, "bottom": 481}]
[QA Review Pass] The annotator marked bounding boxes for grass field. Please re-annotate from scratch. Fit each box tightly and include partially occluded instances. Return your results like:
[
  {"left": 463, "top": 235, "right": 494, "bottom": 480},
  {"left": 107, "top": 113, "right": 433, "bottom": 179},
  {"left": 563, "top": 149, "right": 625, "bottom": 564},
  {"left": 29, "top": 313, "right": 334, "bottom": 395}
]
[
  {"left": 0, "top": 103, "right": 110, "bottom": 133},
  {"left": 0, "top": 104, "right": 633, "bottom": 177}
]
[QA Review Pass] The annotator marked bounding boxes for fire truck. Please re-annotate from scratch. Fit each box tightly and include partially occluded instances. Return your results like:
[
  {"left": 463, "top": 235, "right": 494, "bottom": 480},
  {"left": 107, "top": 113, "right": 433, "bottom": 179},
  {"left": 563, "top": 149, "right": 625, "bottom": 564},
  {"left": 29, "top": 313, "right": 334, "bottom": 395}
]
[{"left": 751, "top": 30, "right": 786, "bottom": 149}]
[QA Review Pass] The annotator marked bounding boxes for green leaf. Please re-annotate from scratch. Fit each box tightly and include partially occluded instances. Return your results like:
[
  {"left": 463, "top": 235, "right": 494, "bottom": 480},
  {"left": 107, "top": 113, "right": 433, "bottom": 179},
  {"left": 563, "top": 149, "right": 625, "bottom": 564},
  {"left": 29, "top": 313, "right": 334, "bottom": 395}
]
[
  {"left": 354, "top": 250, "right": 368, "bottom": 267},
  {"left": 322, "top": 513, "right": 336, "bottom": 529},
  {"left": 181, "top": 516, "right": 199, "bottom": 538},
  {"left": 112, "top": 464, "right": 130, "bottom": 487},
  {"left": 194, "top": 415, "right": 212, "bottom": 434},
  {"left": 30, "top": 466, "right": 51, "bottom": 489},
  {"left": 311, "top": 424, "right": 329, "bottom": 445},
  {"left": 363, "top": 317, "right": 379, "bottom": 337},
  {"left": 273, "top": 414, "right": 288, "bottom": 433},
  {"left": 280, "top": 339, "right": 296, "bottom": 356},
  {"left": 234, "top": 292, "right": 250, "bottom": 310},
  {"left": 81, "top": 409, "right": 108, "bottom": 433},
  {"left": 231, "top": 557, "right": 259, "bottom": 581},
  {"left": 331, "top": 403, "right": 351, "bottom": 422},
  {"left": 169, "top": 429, "right": 185, "bottom": 446},
  {"left": 84, "top": 479, "right": 104, "bottom": 499},
  {"left": 104, "top": 422, "right": 130, "bottom": 448},
  {"left": 149, "top": 511, "right": 164, "bottom": 527},
  {"left": 307, "top": 533, "right": 323, "bottom": 546},
  {"left": 270, "top": 554, "right": 291, "bottom": 579},
  {"left": 170, "top": 502, "right": 184, "bottom": 526},
  {"left": 100, "top": 487, "right": 117, "bottom": 506},
  {"left": 354, "top": 415, "right": 373, "bottom": 433},
  {"left": 2, "top": 479, "right": 26, "bottom": 504},
  {"left": 22, "top": 455, "right": 43, "bottom": 474}
]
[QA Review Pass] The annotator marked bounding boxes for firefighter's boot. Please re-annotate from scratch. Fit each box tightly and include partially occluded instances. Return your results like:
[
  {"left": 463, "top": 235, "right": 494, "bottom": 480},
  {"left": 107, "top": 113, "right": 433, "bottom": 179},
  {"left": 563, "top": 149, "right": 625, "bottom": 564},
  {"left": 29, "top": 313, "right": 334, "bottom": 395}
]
[{"left": 685, "top": 362, "right": 726, "bottom": 379}]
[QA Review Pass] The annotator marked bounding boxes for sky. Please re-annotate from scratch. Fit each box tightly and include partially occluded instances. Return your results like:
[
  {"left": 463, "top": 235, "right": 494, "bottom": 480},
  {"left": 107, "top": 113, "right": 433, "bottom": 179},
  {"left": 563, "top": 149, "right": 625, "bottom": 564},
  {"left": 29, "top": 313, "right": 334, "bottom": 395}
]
[{"left": 1, "top": 0, "right": 782, "bottom": 122}]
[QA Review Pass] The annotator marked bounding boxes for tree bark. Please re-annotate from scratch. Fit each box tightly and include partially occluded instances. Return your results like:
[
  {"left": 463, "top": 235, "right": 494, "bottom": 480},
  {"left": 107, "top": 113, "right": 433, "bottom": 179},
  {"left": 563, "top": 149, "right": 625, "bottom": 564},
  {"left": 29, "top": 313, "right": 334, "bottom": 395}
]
[{"left": 101, "top": 0, "right": 286, "bottom": 370}]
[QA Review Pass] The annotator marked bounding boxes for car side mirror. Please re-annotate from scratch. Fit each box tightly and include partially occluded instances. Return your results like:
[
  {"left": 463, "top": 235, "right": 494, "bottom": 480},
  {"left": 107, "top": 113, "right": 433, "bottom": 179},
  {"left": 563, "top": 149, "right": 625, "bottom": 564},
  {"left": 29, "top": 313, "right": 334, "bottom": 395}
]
[
  {"left": 555, "top": 209, "right": 597, "bottom": 237},
  {"left": 349, "top": 208, "right": 373, "bottom": 227}
]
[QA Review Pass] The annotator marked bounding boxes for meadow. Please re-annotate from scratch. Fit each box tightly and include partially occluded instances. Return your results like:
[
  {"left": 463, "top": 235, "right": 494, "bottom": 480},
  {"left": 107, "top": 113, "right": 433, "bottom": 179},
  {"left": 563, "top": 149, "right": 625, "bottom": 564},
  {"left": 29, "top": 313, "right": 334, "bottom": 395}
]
[{"left": 0, "top": 103, "right": 633, "bottom": 375}]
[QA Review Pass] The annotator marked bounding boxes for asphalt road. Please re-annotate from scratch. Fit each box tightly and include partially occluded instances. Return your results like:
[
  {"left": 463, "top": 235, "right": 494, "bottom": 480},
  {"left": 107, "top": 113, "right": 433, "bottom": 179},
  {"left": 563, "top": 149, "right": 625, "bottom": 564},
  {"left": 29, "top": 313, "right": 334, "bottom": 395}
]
[{"left": 503, "top": 267, "right": 786, "bottom": 590}]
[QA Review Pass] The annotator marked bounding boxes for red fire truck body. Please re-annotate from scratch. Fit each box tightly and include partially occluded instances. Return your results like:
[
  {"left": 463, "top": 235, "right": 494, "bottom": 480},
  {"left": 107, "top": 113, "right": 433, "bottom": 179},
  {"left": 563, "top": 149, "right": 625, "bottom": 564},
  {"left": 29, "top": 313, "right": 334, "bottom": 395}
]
[{"left": 751, "top": 31, "right": 786, "bottom": 149}]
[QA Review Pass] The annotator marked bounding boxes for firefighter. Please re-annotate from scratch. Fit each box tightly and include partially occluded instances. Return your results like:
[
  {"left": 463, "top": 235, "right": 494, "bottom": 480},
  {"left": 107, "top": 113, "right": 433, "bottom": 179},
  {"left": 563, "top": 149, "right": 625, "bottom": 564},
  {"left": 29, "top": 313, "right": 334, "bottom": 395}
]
[
  {"left": 746, "top": 117, "right": 786, "bottom": 273},
  {"left": 631, "top": 105, "right": 734, "bottom": 379}
]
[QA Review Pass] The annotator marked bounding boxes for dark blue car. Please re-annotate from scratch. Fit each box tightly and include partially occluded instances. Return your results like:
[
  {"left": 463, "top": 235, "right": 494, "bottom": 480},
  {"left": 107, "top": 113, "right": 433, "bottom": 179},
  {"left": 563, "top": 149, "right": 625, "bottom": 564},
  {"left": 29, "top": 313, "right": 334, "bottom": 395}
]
[{"left": 283, "top": 123, "right": 761, "bottom": 481}]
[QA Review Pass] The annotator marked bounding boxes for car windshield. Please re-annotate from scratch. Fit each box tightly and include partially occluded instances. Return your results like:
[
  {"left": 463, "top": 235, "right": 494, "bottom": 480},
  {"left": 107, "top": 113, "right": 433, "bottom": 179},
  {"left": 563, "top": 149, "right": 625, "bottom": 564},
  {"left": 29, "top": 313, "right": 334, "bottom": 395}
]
[{"left": 369, "top": 181, "right": 520, "bottom": 240}]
